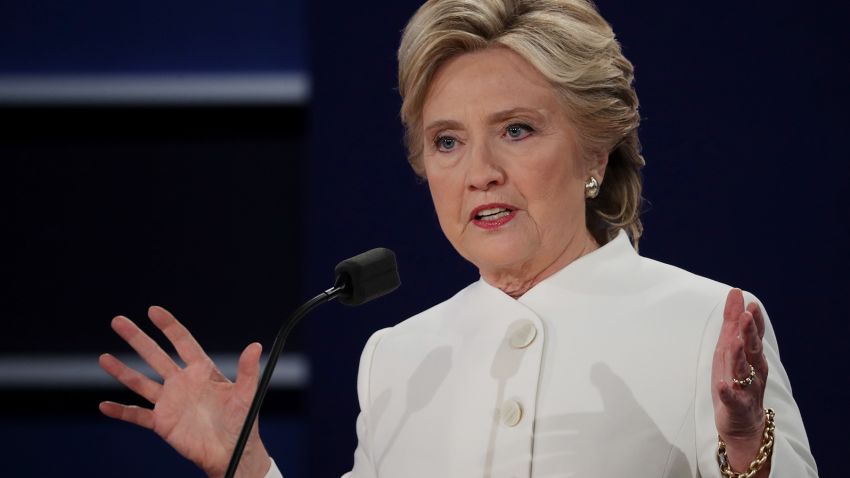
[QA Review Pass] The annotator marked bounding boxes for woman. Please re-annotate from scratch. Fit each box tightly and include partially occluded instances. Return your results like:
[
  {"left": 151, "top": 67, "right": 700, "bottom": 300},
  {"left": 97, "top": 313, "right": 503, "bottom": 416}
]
[{"left": 99, "top": 1, "right": 818, "bottom": 477}]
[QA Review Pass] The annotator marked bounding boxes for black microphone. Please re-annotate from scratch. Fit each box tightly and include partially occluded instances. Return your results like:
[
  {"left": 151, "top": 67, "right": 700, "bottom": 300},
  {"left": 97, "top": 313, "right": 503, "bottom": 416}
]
[
  {"left": 334, "top": 247, "right": 402, "bottom": 306},
  {"left": 224, "top": 248, "right": 400, "bottom": 478}
]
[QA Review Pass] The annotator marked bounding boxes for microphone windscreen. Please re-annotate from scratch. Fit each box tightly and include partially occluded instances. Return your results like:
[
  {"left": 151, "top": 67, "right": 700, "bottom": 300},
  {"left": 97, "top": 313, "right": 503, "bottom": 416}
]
[{"left": 334, "top": 248, "right": 401, "bottom": 306}]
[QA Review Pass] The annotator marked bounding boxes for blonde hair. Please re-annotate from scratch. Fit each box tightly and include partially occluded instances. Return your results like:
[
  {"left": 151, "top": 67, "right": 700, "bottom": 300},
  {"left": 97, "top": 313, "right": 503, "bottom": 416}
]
[{"left": 398, "top": 0, "right": 645, "bottom": 247}]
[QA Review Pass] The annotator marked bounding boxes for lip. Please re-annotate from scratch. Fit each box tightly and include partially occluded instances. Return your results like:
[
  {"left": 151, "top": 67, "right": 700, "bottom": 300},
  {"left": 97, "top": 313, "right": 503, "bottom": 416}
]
[{"left": 469, "top": 203, "right": 518, "bottom": 230}]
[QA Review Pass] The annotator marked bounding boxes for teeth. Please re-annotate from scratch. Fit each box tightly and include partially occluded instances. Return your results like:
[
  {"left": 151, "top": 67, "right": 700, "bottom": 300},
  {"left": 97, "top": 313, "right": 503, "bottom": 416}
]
[
  {"left": 481, "top": 210, "right": 510, "bottom": 221},
  {"left": 476, "top": 208, "right": 511, "bottom": 220},
  {"left": 478, "top": 207, "right": 506, "bottom": 216}
]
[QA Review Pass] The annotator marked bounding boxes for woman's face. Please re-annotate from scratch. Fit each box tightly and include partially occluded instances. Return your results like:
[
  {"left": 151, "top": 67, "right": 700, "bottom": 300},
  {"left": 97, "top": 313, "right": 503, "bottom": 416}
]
[{"left": 421, "top": 47, "right": 602, "bottom": 277}]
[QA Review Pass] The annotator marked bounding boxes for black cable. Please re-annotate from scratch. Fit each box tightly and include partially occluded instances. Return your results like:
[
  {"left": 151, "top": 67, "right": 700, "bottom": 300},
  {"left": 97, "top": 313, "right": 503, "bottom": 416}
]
[
  {"left": 224, "top": 284, "right": 345, "bottom": 478},
  {"left": 224, "top": 247, "right": 400, "bottom": 477}
]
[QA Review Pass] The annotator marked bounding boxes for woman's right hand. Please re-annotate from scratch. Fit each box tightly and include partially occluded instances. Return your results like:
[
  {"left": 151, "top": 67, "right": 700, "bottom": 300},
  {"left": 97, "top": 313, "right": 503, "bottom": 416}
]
[{"left": 99, "top": 306, "right": 272, "bottom": 478}]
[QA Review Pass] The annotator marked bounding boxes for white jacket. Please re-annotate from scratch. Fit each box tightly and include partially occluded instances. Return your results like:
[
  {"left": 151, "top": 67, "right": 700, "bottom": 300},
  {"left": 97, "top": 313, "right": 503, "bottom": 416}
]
[{"left": 268, "top": 231, "right": 817, "bottom": 477}]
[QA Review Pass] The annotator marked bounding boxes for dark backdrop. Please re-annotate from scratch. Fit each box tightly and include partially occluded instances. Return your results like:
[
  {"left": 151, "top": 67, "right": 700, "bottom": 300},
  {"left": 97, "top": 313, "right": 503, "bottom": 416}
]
[{"left": 1, "top": 0, "right": 847, "bottom": 476}]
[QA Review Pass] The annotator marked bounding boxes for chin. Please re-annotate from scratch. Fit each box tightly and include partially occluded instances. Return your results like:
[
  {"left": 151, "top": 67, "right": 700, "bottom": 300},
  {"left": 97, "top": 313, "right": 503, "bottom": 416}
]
[{"left": 462, "top": 236, "right": 536, "bottom": 273}]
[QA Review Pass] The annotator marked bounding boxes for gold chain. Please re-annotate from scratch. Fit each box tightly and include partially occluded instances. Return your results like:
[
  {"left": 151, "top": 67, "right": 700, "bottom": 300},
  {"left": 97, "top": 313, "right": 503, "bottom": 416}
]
[{"left": 717, "top": 408, "right": 776, "bottom": 478}]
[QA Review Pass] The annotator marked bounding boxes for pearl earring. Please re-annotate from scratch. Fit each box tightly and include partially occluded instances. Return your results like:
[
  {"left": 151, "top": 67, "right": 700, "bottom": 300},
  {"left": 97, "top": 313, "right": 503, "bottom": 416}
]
[{"left": 585, "top": 177, "right": 600, "bottom": 199}]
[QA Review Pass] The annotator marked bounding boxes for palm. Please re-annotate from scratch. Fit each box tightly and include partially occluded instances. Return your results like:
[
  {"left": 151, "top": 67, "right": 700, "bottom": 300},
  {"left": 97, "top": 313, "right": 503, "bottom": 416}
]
[
  {"left": 99, "top": 306, "right": 268, "bottom": 478},
  {"left": 151, "top": 362, "right": 234, "bottom": 467}
]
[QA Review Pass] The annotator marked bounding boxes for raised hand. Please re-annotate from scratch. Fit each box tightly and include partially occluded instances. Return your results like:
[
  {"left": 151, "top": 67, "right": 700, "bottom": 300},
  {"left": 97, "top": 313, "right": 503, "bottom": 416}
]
[
  {"left": 711, "top": 288, "right": 771, "bottom": 476},
  {"left": 99, "top": 306, "right": 272, "bottom": 478}
]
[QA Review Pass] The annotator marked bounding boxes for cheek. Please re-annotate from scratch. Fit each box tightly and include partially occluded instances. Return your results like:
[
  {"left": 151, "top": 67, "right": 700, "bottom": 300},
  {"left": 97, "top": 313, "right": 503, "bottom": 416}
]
[
  {"left": 544, "top": 174, "right": 584, "bottom": 213},
  {"left": 426, "top": 172, "right": 462, "bottom": 230},
  {"left": 522, "top": 158, "right": 585, "bottom": 223}
]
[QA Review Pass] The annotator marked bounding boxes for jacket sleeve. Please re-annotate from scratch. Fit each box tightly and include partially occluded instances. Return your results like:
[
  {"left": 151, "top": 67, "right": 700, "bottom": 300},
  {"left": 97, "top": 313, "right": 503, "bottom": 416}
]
[
  {"left": 694, "top": 290, "right": 818, "bottom": 477},
  {"left": 264, "top": 458, "right": 284, "bottom": 478},
  {"left": 341, "top": 327, "right": 393, "bottom": 478}
]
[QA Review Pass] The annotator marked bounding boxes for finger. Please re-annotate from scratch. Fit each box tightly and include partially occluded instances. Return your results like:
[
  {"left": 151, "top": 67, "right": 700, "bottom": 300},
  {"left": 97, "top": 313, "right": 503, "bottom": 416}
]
[
  {"left": 716, "top": 378, "right": 738, "bottom": 408},
  {"left": 99, "top": 401, "right": 155, "bottom": 429},
  {"left": 99, "top": 353, "right": 162, "bottom": 404},
  {"left": 111, "top": 316, "right": 179, "bottom": 379},
  {"left": 147, "top": 306, "right": 210, "bottom": 365},
  {"left": 721, "top": 288, "right": 745, "bottom": 339},
  {"left": 234, "top": 342, "right": 262, "bottom": 404},
  {"left": 746, "top": 301, "right": 766, "bottom": 339},
  {"left": 739, "top": 312, "right": 763, "bottom": 363},
  {"left": 739, "top": 311, "right": 770, "bottom": 381},
  {"left": 727, "top": 338, "right": 751, "bottom": 386}
]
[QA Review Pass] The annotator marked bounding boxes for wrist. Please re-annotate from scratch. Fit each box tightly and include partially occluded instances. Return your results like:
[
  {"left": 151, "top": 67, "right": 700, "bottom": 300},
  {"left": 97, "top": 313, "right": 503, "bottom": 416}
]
[
  {"left": 717, "top": 408, "right": 775, "bottom": 478},
  {"left": 720, "top": 435, "right": 763, "bottom": 472},
  {"left": 233, "top": 438, "right": 272, "bottom": 478},
  {"left": 209, "top": 436, "right": 271, "bottom": 478}
]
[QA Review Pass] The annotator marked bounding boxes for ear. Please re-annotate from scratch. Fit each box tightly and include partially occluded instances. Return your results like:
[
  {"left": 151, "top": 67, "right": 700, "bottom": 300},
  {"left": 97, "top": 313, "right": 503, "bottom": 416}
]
[{"left": 587, "top": 150, "right": 609, "bottom": 184}]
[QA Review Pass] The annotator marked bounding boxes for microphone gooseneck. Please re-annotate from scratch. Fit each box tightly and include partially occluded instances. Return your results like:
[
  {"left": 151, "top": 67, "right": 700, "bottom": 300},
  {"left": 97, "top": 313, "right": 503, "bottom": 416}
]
[{"left": 224, "top": 248, "right": 400, "bottom": 478}]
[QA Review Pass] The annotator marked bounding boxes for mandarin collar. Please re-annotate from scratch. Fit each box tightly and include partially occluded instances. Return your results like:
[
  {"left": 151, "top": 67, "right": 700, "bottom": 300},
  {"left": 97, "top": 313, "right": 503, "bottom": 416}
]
[{"left": 473, "top": 230, "right": 638, "bottom": 305}]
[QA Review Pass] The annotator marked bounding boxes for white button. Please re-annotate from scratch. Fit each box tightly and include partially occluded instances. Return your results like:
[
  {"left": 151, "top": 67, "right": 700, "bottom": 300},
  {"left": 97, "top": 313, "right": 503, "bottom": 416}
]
[
  {"left": 500, "top": 400, "right": 523, "bottom": 427},
  {"left": 509, "top": 321, "right": 537, "bottom": 349}
]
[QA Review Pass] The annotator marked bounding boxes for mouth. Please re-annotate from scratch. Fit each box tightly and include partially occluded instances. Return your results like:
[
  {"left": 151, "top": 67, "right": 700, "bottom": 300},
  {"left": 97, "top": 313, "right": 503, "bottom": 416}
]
[
  {"left": 474, "top": 207, "right": 513, "bottom": 221},
  {"left": 470, "top": 203, "right": 518, "bottom": 229}
]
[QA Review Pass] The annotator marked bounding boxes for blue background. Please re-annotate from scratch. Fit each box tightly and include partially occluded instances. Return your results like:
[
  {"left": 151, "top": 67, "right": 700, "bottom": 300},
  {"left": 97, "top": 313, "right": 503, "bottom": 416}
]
[
  {"left": 0, "top": 0, "right": 306, "bottom": 73},
  {"left": 1, "top": 0, "right": 847, "bottom": 476}
]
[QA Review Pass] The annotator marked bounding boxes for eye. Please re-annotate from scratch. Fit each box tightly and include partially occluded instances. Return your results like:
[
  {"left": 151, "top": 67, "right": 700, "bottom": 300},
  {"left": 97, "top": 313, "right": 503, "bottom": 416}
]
[
  {"left": 434, "top": 135, "right": 458, "bottom": 152},
  {"left": 505, "top": 123, "right": 534, "bottom": 140}
]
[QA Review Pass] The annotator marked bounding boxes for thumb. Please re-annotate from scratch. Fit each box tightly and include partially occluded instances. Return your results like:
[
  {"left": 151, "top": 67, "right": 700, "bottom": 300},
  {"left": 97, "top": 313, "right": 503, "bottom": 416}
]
[{"left": 234, "top": 342, "right": 263, "bottom": 404}]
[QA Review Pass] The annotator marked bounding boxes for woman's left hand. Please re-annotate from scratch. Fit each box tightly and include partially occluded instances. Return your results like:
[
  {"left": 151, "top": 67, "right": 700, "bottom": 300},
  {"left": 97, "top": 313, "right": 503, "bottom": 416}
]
[{"left": 711, "top": 288, "right": 770, "bottom": 475}]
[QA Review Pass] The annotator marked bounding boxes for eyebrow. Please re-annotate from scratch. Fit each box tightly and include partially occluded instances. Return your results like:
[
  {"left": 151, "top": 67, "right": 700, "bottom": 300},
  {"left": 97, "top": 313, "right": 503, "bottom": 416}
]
[
  {"left": 424, "top": 107, "right": 545, "bottom": 134},
  {"left": 424, "top": 119, "right": 464, "bottom": 135},
  {"left": 488, "top": 107, "right": 544, "bottom": 123}
]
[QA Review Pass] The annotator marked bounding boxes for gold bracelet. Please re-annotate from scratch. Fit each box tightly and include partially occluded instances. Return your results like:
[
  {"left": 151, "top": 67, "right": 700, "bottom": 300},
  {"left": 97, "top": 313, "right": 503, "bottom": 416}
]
[{"left": 716, "top": 408, "right": 776, "bottom": 478}]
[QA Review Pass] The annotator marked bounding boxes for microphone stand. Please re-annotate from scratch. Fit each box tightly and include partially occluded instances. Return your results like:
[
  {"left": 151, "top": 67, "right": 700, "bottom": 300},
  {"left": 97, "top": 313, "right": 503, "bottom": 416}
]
[
  {"left": 224, "top": 283, "right": 346, "bottom": 478},
  {"left": 224, "top": 246, "right": 400, "bottom": 478}
]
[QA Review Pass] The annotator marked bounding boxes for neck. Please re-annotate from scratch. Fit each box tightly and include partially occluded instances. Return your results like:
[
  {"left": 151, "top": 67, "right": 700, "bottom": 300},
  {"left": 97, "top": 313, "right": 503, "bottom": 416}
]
[{"left": 481, "top": 230, "right": 600, "bottom": 298}]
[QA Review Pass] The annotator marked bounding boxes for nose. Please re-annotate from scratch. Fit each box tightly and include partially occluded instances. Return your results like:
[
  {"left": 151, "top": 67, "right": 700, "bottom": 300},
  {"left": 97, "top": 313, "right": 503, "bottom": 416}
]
[{"left": 466, "top": 141, "right": 505, "bottom": 191}]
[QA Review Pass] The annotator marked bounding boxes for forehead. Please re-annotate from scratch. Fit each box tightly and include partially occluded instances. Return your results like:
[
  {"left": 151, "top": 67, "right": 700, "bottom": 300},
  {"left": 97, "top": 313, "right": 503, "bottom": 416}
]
[{"left": 423, "top": 47, "right": 561, "bottom": 121}]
